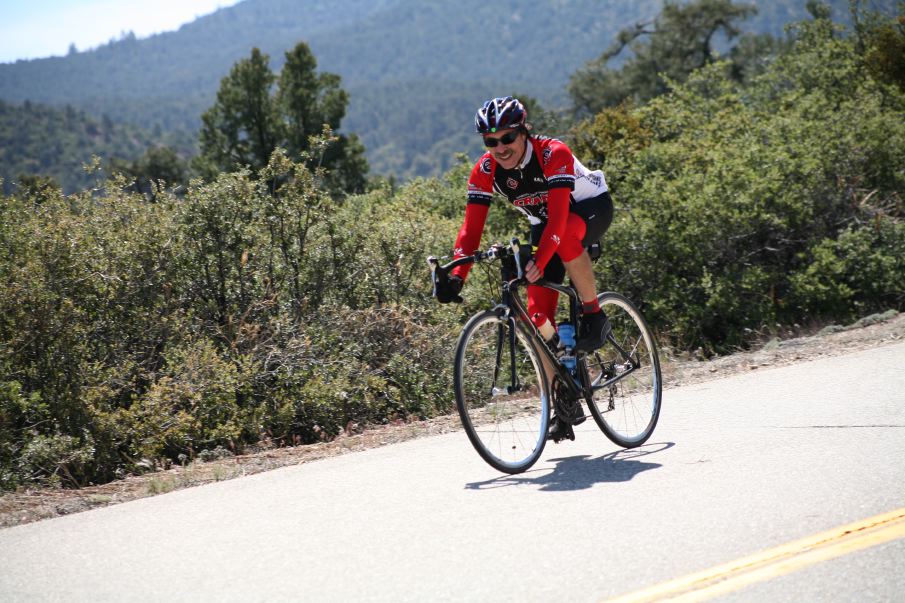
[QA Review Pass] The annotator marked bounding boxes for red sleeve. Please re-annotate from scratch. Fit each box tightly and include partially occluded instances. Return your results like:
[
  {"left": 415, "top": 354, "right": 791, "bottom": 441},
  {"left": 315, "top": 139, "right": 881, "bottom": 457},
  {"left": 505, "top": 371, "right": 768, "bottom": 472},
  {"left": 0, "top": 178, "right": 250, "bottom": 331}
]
[
  {"left": 532, "top": 187, "right": 570, "bottom": 271},
  {"left": 451, "top": 203, "right": 489, "bottom": 280},
  {"left": 451, "top": 157, "right": 495, "bottom": 280}
]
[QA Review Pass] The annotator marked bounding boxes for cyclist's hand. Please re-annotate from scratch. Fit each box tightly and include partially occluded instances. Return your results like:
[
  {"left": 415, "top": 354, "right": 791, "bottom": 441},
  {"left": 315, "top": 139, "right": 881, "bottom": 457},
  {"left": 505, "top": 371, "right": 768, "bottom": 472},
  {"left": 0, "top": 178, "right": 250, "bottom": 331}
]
[
  {"left": 435, "top": 273, "right": 464, "bottom": 304},
  {"left": 524, "top": 259, "right": 542, "bottom": 283}
]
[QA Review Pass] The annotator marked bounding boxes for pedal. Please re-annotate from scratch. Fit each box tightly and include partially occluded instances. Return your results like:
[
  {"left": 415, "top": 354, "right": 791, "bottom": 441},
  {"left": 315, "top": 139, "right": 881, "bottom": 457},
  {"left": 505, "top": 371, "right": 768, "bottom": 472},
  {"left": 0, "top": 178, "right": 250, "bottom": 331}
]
[
  {"left": 560, "top": 398, "right": 586, "bottom": 426},
  {"left": 547, "top": 418, "right": 576, "bottom": 443},
  {"left": 552, "top": 378, "right": 586, "bottom": 428}
]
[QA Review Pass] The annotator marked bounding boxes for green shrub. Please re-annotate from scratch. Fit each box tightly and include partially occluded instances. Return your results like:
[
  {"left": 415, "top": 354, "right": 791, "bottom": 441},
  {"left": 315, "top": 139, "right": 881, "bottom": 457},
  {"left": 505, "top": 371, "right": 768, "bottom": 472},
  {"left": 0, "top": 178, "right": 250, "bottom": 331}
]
[
  {"left": 789, "top": 221, "right": 905, "bottom": 320},
  {"left": 585, "top": 14, "right": 904, "bottom": 352}
]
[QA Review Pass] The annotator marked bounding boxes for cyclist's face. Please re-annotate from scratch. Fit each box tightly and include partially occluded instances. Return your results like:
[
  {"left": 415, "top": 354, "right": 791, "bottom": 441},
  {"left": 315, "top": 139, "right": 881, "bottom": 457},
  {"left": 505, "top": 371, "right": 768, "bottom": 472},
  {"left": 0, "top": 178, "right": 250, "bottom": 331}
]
[{"left": 483, "top": 129, "right": 525, "bottom": 169}]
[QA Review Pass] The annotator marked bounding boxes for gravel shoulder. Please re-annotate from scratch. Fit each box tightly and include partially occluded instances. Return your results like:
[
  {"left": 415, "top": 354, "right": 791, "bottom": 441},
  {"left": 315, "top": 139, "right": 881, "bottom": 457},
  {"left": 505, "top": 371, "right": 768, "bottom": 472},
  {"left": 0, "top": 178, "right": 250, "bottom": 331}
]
[{"left": 2, "top": 311, "right": 903, "bottom": 529}]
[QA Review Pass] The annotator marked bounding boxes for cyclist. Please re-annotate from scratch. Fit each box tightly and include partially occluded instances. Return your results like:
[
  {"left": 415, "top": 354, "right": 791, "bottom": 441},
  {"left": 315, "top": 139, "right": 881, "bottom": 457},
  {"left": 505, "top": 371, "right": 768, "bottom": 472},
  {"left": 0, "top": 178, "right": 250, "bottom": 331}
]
[
  {"left": 436, "top": 96, "right": 613, "bottom": 345},
  {"left": 435, "top": 96, "right": 614, "bottom": 439}
]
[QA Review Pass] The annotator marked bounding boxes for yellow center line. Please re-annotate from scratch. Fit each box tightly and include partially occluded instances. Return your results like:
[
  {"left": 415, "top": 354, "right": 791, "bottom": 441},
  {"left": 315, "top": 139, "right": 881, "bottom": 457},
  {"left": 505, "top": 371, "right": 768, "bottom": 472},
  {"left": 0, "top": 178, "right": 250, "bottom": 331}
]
[{"left": 604, "top": 507, "right": 905, "bottom": 603}]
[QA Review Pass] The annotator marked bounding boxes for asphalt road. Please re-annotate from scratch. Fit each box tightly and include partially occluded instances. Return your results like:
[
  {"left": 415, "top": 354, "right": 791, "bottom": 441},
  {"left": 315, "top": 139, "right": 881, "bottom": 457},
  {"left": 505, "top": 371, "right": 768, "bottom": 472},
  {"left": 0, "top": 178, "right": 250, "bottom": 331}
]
[{"left": 1, "top": 342, "right": 904, "bottom": 602}]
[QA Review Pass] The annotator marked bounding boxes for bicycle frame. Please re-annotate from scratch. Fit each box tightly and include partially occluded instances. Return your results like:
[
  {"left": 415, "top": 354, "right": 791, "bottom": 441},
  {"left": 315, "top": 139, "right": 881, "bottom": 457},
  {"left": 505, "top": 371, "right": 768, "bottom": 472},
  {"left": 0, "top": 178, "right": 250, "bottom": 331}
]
[
  {"left": 501, "top": 278, "right": 583, "bottom": 401},
  {"left": 429, "top": 240, "right": 643, "bottom": 408}
]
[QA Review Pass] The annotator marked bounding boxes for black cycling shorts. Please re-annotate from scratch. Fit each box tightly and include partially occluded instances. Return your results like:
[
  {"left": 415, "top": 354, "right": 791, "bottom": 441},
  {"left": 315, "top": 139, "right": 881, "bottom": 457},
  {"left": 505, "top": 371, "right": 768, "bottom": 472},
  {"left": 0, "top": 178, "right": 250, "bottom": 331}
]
[{"left": 529, "top": 190, "right": 614, "bottom": 284}]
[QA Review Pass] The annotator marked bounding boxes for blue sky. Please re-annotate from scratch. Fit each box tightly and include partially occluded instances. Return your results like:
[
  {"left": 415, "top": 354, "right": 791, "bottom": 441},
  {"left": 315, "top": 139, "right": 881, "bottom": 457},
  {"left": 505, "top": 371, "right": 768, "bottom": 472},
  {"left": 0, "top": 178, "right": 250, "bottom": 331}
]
[{"left": 0, "top": 0, "right": 242, "bottom": 63}]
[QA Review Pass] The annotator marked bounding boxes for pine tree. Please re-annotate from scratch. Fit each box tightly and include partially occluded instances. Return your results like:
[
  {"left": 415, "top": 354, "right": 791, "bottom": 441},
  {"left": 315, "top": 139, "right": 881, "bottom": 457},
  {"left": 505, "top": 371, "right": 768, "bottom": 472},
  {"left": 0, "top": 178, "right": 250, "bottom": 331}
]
[
  {"left": 198, "top": 43, "right": 368, "bottom": 193},
  {"left": 198, "top": 48, "right": 280, "bottom": 174},
  {"left": 568, "top": 0, "right": 758, "bottom": 114}
]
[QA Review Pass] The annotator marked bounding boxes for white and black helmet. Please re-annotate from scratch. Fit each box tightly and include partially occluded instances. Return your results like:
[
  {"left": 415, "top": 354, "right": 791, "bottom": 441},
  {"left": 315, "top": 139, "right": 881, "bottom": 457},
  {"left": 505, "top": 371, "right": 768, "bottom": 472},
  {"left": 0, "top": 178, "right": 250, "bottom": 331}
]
[{"left": 474, "top": 96, "right": 527, "bottom": 133}]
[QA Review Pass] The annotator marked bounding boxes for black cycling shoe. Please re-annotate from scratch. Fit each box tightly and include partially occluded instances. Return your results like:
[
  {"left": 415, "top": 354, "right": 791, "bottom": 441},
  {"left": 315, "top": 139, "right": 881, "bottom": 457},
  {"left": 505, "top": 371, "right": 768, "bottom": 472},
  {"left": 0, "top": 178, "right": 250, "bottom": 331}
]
[
  {"left": 552, "top": 377, "right": 586, "bottom": 426},
  {"left": 547, "top": 416, "right": 576, "bottom": 443},
  {"left": 558, "top": 396, "right": 586, "bottom": 426},
  {"left": 576, "top": 310, "right": 611, "bottom": 352}
]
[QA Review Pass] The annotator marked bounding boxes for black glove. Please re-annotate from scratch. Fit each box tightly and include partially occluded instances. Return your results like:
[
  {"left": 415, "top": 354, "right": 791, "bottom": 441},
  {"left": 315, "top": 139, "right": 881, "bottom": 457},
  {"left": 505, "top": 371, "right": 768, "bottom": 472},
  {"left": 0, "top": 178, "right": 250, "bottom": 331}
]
[{"left": 435, "top": 273, "right": 464, "bottom": 304}]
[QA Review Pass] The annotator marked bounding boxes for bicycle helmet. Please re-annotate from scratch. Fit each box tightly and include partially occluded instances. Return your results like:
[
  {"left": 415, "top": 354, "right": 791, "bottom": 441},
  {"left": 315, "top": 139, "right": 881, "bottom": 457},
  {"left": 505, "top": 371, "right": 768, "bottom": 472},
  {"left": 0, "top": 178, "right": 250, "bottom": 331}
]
[{"left": 474, "top": 96, "right": 527, "bottom": 133}]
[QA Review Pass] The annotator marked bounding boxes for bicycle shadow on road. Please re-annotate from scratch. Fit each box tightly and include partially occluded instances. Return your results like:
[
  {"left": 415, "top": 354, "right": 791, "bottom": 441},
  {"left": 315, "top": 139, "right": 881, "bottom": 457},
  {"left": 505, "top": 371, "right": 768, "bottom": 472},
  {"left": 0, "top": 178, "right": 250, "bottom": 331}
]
[{"left": 465, "top": 442, "right": 674, "bottom": 492}]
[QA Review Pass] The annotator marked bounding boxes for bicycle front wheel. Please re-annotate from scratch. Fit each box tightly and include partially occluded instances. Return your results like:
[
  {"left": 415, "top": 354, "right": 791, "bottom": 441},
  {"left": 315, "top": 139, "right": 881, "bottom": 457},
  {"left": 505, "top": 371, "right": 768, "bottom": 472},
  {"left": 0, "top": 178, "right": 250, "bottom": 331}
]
[
  {"left": 584, "top": 292, "right": 662, "bottom": 448},
  {"left": 454, "top": 310, "right": 550, "bottom": 474}
]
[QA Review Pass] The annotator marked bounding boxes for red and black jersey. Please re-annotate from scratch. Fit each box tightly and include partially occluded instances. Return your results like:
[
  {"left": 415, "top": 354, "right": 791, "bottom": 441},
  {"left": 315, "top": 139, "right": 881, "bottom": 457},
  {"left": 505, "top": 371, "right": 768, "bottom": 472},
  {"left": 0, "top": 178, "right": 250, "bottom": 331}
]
[
  {"left": 452, "top": 136, "right": 607, "bottom": 278},
  {"left": 466, "top": 136, "right": 607, "bottom": 223}
]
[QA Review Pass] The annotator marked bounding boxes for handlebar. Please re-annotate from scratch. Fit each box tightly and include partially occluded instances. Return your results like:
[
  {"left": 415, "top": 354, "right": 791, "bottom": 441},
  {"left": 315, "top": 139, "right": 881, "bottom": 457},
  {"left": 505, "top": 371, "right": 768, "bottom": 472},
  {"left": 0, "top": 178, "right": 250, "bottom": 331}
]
[
  {"left": 428, "top": 238, "right": 579, "bottom": 309},
  {"left": 427, "top": 239, "right": 524, "bottom": 298}
]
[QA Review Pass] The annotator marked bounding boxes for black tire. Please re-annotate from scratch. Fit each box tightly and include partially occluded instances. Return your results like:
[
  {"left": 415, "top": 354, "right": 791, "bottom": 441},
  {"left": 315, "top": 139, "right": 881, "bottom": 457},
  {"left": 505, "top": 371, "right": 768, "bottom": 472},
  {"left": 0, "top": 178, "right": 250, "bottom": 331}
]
[
  {"left": 583, "top": 292, "right": 662, "bottom": 448},
  {"left": 453, "top": 310, "right": 550, "bottom": 473}
]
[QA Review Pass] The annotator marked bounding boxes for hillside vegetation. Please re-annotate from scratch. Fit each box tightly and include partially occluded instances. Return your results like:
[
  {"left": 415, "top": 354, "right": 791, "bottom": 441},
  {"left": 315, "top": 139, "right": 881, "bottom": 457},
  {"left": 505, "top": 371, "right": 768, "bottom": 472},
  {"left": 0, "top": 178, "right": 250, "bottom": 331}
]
[
  {"left": 0, "top": 0, "right": 888, "bottom": 180},
  {"left": 0, "top": 101, "right": 193, "bottom": 194},
  {"left": 1, "top": 6, "right": 902, "bottom": 490}
]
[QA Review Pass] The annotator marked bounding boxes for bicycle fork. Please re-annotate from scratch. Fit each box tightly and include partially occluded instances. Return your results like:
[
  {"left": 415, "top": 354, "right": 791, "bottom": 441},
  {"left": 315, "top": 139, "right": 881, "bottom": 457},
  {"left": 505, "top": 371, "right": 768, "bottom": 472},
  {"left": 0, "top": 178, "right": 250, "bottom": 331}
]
[{"left": 490, "top": 317, "right": 522, "bottom": 398}]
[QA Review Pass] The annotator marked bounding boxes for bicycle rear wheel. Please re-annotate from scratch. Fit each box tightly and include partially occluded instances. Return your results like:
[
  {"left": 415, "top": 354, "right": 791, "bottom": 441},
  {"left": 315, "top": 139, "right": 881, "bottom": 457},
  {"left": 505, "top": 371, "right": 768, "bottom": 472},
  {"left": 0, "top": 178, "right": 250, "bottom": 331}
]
[
  {"left": 454, "top": 310, "right": 550, "bottom": 473},
  {"left": 584, "top": 292, "right": 662, "bottom": 448}
]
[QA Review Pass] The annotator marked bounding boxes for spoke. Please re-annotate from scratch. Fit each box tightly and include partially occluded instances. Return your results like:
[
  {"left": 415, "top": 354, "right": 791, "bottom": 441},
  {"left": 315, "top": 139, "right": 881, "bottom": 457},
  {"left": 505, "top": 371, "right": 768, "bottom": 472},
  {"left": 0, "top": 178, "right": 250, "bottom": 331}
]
[
  {"left": 628, "top": 335, "right": 643, "bottom": 361},
  {"left": 456, "top": 314, "right": 547, "bottom": 471},
  {"left": 585, "top": 295, "right": 661, "bottom": 447}
]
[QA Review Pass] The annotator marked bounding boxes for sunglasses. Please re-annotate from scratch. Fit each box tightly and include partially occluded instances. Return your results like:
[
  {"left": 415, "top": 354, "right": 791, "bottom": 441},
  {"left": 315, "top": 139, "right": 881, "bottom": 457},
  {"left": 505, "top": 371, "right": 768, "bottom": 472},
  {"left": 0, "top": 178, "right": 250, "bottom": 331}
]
[{"left": 483, "top": 130, "right": 520, "bottom": 148}]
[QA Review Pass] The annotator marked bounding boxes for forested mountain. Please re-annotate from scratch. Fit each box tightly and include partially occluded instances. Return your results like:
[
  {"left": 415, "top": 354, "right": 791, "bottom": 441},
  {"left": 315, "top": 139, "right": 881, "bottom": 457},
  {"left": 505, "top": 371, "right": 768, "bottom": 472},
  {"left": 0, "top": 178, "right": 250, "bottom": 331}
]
[
  {"left": 0, "top": 101, "right": 192, "bottom": 194},
  {"left": 0, "top": 0, "right": 894, "bottom": 181}
]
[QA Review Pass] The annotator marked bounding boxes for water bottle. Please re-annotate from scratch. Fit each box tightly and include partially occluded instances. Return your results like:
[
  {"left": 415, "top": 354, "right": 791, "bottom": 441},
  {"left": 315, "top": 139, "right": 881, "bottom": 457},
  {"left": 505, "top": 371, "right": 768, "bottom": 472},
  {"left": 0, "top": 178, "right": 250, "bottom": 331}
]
[
  {"left": 531, "top": 312, "right": 556, "bottom": 341},
  {"left": 557, "top": 324, "right": 577, "bottom": 373},
  {"left": 558, "top": 324, "right": 576, "bottom": 348}
]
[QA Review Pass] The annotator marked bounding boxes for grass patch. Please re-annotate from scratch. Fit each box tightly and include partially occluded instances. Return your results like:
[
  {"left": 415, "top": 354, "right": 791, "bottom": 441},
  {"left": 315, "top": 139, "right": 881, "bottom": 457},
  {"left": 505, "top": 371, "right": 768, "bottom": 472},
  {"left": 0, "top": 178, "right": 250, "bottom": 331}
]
[{"left": 146, "top": 476, "right": 177, "bottom": 495}]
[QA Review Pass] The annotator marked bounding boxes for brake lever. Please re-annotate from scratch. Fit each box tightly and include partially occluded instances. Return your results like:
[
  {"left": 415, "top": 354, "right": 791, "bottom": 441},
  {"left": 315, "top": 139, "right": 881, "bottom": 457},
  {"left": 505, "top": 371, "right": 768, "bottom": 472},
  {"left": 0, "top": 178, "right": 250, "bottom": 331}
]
[
  {"left": 509, "top": 238, "right": 523, "bottom": 280},
  {"left": 426, "top": 256, "right": 440, "bottom": 297}
]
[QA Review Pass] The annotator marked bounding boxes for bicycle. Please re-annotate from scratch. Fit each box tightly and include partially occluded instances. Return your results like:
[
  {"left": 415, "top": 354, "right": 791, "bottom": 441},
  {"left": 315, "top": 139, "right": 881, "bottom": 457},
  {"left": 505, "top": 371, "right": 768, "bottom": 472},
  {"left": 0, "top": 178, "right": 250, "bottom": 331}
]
[{"left": 428, "top": 239, "right": 662, "bottom": 474}]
